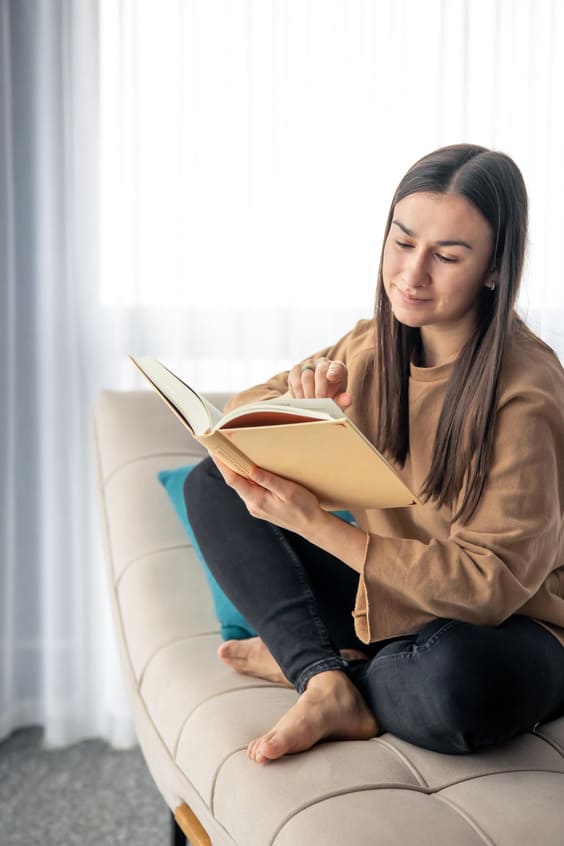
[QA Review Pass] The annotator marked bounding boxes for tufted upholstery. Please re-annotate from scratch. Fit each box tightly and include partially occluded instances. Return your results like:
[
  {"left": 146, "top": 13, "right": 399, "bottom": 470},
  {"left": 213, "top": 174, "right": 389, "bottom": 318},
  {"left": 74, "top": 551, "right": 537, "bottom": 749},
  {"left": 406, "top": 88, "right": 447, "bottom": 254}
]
[{"left": 92, "top": 389, "right": 564, "bottom": 846}]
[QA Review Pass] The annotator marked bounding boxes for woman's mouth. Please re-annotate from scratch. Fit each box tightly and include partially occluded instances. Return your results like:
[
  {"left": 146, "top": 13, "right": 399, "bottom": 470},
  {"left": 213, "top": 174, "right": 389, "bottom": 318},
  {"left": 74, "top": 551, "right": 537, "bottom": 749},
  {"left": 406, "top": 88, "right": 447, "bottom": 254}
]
[{"left": 397, "top": 288, "right": 431, "bottom": 305}]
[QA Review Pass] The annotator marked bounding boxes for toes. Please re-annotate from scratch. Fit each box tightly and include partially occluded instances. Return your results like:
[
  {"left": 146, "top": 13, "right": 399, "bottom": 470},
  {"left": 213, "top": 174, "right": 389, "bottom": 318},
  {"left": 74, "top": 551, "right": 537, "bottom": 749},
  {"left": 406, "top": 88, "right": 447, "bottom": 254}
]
[
  {"left": 247, "top": 738, "right": 257, "bottom": 760},
  {"left": 217, "top": 652, "right": 242, "bottom": 671},
  {"left": 218, "top": 639, "right": 252, "bottom": 670},
  {"left": 256, "top": 733, "right": 287, "bottom": 762},
  {"left": 218, "top": 636, "right": 259, "bottom": 657},
  {"left": 247, "top": 732, "right": 282, "bottom": 764},
  {"left": 253, "top": 740, "right": 270, "bottom": 764},
  {"left": 217, "top": 640, "right": 238, "bottom": 659},
  {"left": 248, "top": 737, "right": 267, "bottom": 763}
]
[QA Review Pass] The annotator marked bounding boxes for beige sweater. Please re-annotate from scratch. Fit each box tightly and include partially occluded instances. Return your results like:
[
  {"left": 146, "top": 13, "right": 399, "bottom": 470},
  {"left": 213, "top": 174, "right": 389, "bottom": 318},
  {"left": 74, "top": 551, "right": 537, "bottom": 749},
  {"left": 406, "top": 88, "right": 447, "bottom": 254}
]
[{"left": 224, "top": 318, "right": 564, "bottom": 648}]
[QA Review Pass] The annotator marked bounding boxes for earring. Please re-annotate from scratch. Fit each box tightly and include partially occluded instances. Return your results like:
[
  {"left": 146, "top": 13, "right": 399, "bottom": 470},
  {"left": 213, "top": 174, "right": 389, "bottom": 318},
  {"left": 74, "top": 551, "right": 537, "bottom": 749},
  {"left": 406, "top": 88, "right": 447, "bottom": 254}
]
[{"left": 487, "top": 280, "right": 496, "bottom": 291}]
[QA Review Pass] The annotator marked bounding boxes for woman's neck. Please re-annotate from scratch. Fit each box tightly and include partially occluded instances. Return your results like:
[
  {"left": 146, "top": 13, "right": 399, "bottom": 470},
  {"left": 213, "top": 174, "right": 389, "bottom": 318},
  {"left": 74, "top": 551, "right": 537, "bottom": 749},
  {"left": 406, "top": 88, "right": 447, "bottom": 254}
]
[{"left": 419, "top": 325, "right": 470, "bottom": 368}]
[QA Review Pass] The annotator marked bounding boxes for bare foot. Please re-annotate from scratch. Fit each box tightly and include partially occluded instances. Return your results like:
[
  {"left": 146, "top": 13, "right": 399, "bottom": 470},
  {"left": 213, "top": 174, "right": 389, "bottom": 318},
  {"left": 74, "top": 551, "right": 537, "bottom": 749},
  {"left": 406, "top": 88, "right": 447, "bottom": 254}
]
[
  {"left": 217, "top": 637, "right": 292, "bottom": 686},
  {"left": 218, "top": 638, "right": 369, "bottom": 686},
  {"left": 247, "top": 670, "right": 378, "bottom": 764}
]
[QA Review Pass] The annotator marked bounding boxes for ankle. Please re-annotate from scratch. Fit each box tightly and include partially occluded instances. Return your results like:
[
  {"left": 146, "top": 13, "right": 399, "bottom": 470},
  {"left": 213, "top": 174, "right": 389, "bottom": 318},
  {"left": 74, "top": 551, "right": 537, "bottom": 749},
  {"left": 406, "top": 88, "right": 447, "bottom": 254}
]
[{"left": 305, "top": 669, "right": 351, "bottom": 694}]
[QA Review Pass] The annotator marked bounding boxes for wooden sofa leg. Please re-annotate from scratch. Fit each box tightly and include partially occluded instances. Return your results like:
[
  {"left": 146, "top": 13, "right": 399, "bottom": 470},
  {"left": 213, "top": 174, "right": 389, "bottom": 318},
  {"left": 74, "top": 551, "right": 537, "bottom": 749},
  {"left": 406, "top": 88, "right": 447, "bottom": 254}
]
[
  {"left": 171, "top": 810, "right": 186, "bottom": 846},
  {"left": 174, "top": 803, "right": 213, "bottom": 846}
]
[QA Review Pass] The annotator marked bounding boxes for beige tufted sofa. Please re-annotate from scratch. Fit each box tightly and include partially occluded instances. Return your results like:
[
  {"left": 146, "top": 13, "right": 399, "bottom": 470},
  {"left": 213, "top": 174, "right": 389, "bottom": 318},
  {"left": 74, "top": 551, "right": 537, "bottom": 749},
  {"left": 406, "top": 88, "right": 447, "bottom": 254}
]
[{"left": 92, "top": 388, "right": 564, "bottom": 846}]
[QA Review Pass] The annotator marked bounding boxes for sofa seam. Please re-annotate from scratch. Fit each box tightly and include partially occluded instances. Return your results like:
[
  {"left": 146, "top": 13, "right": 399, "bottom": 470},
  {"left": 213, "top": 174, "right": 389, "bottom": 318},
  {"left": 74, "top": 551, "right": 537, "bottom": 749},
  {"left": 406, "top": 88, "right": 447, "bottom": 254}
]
[
  {"left": 115, "top": 542, "right": 193, "bottom": 589},
  {"left": 137, "top": 631, "right": 220, "bottom": 690},
  {"left": 210, "top": 746, "right": 247, "bottom": 818},
  {"left": 103, "top": 451, "right": 205, "bottom": 487},
  {"left": 372, "top": 737, "right": 428, "bottom": 787},
  {"left": 268, "top": 783, "right": 496, "bottom": 846},
  {"left": 532, "top": 727, "right": 564, "bottom": 759},
  {"left": 432, "top": 793, "right": 496, "bottom": 846},
  {"left": 267, "top": 784, "right": 435, "bottom": 846},
  {"left": 267, "top": 766, "right": 564, "bottom": 846},
  {"left": 431, "top": 765, "right": 564, "bottom": 792},
  {"left": 176, "top": 683, "right": 291, "bottom": 774}
]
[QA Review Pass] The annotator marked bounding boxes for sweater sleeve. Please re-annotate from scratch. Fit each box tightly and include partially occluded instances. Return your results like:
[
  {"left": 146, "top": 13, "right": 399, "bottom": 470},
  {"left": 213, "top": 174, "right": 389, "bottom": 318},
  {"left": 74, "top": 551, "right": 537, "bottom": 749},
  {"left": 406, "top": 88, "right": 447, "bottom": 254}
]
[
  {"left": 354, "top": 387, "right": 564, "bottom": 643},
  {"left": 223, "top": 318, "right": 374, "bottom": 413}
]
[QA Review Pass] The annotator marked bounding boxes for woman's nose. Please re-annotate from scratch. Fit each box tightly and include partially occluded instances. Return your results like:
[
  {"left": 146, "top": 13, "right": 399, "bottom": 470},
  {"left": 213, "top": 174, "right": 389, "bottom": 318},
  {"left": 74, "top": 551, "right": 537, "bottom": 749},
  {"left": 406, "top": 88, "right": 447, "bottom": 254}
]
[{"left": 402, "top": 250, "right": 430, "bottom": 287}]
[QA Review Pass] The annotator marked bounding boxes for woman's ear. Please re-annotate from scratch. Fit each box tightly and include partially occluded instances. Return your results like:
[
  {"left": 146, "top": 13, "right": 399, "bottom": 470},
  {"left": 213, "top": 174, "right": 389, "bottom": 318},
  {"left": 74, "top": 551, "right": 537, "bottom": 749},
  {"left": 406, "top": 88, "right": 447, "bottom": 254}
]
[{"left": 485, "top": 263, "right": 498, "bottom": 290}]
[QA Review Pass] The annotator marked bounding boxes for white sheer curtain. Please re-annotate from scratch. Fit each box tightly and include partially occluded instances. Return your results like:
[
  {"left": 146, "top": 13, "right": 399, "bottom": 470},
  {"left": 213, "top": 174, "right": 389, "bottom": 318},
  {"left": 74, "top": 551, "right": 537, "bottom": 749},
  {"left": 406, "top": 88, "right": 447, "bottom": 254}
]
[
  {"left": 1, "top": 0, "right": 564, "bottom": 749},
  {"left": 1, "top": 0, "right": 132, "bottom": 748},
  {"left": 101, "top": 0, "right": 564, "bottom": 381}
]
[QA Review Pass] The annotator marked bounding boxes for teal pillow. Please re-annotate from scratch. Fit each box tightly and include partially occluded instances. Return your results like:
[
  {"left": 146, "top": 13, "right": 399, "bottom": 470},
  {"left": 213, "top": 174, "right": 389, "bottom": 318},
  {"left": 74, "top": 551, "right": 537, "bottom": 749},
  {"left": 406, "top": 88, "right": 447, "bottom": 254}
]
[
  {"left": 158, "top": 464, "right": 255, "bottom": 640},
  {"left": 157, "top": 463, "right": 357, "bottom": 641}
]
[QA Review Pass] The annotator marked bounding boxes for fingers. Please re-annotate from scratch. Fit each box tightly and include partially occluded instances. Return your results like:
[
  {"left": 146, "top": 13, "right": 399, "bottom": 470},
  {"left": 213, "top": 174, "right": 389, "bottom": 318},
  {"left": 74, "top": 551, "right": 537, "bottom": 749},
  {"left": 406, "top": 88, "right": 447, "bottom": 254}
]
[
  {"left": 287, "top": 358, "right": 348, "bottom": 402},
  {"left": 209, "top": 453, "right": 240, "bottom": 485},
  {"left": 210, "top": 453, "right": 262, "bottom": 502},
  {"left": 319, "top": 360, "right": 346, "bottom": 397},
  {"left": 325, "top": 361, "right": 351, "bottom": 407},
  {"left": 211, "top": 454, "right": 281, "bottom": 500},
  {"left": 248, "top": 465, "right": 288, "bottom": 496},
  {"left": 287, "top": 362, "right": 308, "bottom": 398}
]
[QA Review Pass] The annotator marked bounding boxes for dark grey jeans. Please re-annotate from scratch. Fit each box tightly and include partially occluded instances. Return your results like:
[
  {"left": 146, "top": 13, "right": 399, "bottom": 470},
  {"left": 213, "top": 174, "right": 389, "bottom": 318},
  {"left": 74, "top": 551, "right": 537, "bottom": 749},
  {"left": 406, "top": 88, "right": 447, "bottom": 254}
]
[{"left": 184, "top": 456, "right": 564, "bottom": 754}]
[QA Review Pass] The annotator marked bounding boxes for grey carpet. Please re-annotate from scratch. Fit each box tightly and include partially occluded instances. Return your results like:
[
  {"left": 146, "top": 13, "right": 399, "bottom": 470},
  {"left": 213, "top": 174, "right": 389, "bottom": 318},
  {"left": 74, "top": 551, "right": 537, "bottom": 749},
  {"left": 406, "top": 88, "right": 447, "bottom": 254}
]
[{"left": 0, "top": 726, "right": 171, "bottom": 846}]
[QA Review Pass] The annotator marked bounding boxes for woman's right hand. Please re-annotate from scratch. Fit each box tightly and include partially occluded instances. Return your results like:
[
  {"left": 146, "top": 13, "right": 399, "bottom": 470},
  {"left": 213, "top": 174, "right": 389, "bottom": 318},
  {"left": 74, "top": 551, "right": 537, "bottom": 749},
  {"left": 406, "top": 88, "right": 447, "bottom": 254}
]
[{"left": 283, "top": 357, "right": 352, "bottom": 409}]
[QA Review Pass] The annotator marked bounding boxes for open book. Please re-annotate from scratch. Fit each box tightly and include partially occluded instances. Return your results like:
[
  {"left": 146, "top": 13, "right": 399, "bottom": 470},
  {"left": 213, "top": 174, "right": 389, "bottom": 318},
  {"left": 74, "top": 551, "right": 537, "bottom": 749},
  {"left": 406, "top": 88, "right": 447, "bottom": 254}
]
[{"left": 130, "top": 355, "right": 419, "bottom": 511}]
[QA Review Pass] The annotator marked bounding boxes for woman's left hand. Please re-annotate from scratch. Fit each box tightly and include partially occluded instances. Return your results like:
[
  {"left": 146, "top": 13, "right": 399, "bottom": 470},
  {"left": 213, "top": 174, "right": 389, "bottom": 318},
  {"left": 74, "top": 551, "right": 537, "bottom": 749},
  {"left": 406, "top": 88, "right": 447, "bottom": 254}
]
[{"left": 209, "top": 453, "right": 325, "bottom": 537}]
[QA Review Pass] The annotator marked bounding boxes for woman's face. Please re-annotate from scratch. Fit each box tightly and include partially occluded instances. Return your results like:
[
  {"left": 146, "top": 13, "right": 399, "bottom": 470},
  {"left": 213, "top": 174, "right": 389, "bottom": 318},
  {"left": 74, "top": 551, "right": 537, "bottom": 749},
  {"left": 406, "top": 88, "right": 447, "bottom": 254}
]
[{"left": 382, "top": 192, "right": 495, "bottom": 345}]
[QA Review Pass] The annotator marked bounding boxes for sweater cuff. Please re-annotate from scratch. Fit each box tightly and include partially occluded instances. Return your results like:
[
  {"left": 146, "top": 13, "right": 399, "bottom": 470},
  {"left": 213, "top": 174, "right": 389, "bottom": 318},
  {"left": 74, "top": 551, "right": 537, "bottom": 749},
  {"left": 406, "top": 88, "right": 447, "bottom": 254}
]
[{"left": 352, "top": 531, "right": 373, "bottom": 644}]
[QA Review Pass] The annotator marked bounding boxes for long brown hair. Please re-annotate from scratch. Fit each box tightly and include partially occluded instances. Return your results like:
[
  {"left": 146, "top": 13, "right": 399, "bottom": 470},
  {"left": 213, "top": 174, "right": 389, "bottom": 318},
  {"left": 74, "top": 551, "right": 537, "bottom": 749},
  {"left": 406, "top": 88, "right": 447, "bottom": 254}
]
[{"left": 374, "top": 144, "right": 528, "bottom": 524}]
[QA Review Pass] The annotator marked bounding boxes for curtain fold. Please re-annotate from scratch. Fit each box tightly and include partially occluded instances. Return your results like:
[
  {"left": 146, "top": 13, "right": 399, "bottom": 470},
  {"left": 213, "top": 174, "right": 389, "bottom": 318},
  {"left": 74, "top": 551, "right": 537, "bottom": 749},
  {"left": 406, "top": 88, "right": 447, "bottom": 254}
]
[
  {"left": 1, "top": 0, "right": 563, "bottom": 748},
  {"left": 1, "top": 0, "right": 135, "bottom": 747}
]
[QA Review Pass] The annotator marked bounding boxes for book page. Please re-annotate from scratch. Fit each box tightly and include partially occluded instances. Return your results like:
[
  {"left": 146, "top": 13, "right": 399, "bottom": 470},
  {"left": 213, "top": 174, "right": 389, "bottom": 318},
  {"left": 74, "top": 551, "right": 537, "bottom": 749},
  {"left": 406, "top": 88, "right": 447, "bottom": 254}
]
[
  {"left": 221, "top": 411, "right": 333, "bottom": 429},
  {"left": 130, "top": 356, "right": 223, "bottom": 434},
  {"left": 218, "top": 397, "right": 344, "bottom": 429},
  {"left": 263, "top": 397, "right": 345, "bottom": 416}
]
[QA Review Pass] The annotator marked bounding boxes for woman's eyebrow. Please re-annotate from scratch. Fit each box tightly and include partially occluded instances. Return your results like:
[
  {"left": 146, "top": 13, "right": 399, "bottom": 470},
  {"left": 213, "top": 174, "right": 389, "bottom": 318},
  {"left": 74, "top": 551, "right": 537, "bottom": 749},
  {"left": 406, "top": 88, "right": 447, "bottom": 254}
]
[{"left": 391, "top": 219, "right": 473, "bottom": 250}]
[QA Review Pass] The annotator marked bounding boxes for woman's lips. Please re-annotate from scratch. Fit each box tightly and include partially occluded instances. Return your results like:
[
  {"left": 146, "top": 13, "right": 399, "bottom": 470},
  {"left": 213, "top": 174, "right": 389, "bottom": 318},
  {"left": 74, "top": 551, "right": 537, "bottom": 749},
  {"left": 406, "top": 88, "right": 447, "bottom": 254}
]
[{"left": 397, "top": 288, "right": 431, "bottom": 305}]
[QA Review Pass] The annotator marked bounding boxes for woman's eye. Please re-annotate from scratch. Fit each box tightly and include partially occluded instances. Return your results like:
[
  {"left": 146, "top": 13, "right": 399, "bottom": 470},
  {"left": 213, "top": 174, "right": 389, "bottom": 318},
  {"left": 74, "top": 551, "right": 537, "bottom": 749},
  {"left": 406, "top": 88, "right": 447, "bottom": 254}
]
[
  {"left": 393, "top": 240, "right": 457, "bottom": 263},
  {"left": 436, "top": 253, "right": 457, "bottom": 264}
]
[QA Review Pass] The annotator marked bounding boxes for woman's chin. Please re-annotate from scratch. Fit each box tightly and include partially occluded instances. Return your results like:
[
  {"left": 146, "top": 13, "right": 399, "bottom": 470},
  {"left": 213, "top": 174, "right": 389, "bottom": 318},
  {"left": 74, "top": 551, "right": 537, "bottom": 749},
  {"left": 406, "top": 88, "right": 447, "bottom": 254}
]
[{"left": 391, "top": 308, "right": 428, "bottom": 328}]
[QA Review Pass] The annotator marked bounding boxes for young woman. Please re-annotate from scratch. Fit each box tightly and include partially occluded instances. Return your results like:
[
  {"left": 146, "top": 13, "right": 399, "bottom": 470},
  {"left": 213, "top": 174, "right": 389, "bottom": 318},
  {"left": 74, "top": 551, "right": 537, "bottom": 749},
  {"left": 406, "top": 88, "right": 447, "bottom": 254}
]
[{"left": 184, "top": 144, "right": 564, "bottom": 762}]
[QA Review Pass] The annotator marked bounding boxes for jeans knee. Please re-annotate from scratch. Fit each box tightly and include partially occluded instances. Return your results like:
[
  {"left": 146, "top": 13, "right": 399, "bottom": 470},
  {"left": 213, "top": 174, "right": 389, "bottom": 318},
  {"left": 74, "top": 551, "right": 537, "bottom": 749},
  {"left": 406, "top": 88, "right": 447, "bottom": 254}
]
[
  {"left": 420, "top": 631, "right": 511, "bottom": 752},
  {"left": 368, "top": 623, "right": 510, "bottom": 754},
  {"left": 417, "top": 677, "right": 494, "bottom": 754}
]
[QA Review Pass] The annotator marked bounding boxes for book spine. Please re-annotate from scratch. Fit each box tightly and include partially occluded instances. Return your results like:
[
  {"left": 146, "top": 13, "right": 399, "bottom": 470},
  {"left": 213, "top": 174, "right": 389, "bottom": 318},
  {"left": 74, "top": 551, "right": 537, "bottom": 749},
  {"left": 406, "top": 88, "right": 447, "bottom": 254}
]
[{"left": 196, "top": 431, "right": 255, "bottom": 477}]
